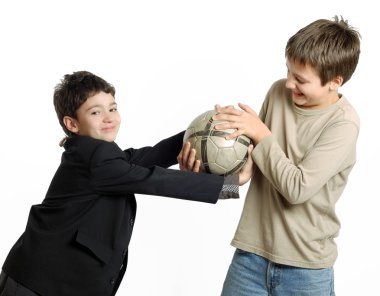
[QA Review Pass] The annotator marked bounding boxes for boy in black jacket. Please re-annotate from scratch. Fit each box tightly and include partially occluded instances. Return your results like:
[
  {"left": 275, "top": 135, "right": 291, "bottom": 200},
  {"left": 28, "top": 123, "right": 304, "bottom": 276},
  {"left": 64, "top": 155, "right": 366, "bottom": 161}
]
[{"left": 0, "top": 71, "right": 253, "bottom": 296}]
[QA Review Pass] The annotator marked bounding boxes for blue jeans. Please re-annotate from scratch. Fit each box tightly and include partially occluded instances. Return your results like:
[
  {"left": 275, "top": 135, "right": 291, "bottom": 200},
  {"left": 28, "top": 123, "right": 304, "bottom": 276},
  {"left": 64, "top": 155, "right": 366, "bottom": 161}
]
[{"left": 221, "top": 249, "right": 335, "bottom": 296}]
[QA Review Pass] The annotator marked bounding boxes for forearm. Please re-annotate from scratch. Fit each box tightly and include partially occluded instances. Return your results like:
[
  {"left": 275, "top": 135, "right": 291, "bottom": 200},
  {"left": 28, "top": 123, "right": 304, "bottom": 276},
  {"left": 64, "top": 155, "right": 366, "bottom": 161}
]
[
  {"left": 125, "top": 131, "right": 185, "bottom": 168},
  {"left": 253, "top": 125, "right": 358, "bottom": 204}
]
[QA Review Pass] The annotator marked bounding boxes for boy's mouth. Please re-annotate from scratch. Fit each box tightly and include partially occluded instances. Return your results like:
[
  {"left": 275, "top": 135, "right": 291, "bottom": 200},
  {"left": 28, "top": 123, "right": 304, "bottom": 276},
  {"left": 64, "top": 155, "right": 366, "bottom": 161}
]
[{"left": 102, "top": 126, "right": 116, "bottom": 132}]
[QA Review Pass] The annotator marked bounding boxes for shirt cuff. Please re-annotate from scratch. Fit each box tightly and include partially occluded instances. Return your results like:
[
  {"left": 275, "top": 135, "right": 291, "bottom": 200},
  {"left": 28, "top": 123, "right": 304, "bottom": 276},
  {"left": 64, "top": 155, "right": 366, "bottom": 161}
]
[{"left": 219, "top": 174, "right": 239, "bottom": 199}]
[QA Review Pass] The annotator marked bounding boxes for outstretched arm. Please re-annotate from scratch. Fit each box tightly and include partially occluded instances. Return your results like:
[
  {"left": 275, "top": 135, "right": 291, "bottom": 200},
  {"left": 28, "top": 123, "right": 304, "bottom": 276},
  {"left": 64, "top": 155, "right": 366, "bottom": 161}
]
[{"left": 125, "top": 131, "right": 185, "bottom": 168}]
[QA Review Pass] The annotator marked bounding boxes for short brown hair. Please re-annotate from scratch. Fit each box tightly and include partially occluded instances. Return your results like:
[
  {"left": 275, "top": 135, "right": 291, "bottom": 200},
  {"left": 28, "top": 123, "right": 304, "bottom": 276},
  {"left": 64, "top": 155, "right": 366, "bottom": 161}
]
[
  {"left": 53, "top": 71, "right": 116, "bottom": 137},
  {"left": 285, "top": 16, "right": 361, "bottom": 86}
]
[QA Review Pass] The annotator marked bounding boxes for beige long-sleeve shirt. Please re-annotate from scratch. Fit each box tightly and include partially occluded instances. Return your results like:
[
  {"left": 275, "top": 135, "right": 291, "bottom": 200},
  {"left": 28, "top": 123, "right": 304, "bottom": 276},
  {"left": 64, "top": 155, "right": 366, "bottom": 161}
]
[{"left": 231, "top": 79, "right": 359, "bottom": 269}]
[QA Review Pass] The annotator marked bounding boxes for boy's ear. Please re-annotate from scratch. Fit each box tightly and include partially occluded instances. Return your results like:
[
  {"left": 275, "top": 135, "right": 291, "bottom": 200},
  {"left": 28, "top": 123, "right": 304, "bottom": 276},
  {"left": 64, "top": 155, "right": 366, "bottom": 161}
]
[
  {"left": 63, "top": 116, "right": 79, "bottom": 134},
  {"left": 329, "top": 76, "right": 343, "bottom": 91}
]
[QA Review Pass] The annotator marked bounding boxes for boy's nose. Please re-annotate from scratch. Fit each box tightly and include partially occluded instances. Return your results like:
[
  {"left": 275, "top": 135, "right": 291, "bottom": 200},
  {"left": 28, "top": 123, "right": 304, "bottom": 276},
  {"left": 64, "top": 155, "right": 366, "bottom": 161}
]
[
  {"left": 103, "top": 114, "right": 114, "bottom": 122},
  {"left": 285, "top": 78, "right": 295, "bottom": 89}
]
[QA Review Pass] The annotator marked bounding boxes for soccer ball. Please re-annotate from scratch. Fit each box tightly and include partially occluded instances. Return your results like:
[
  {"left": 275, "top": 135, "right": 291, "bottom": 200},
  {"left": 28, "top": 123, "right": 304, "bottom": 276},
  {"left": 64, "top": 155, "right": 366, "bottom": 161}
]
[{"left": 183, "top": 109, "right": 251, "bottom": 176}]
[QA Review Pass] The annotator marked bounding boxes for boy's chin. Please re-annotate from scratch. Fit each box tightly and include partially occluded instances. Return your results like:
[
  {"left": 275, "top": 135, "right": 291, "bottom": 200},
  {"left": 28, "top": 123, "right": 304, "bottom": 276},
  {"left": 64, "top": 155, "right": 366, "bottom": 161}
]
[
  {"left": 104, "top": 136, "right": 117, "bottom": 142},
  {"left": 292, "top": 97, "right": 306, "bottom": 107},
  {"left": 96, "top": 134, "right": 117, "bottom": 142}
]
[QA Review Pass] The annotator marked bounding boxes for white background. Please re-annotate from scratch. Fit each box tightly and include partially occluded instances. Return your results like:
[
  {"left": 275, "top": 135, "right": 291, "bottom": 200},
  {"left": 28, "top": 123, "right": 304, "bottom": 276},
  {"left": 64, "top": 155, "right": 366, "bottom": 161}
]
[{"left": 0, "top": 1, "right": 378, "bottom": 295}]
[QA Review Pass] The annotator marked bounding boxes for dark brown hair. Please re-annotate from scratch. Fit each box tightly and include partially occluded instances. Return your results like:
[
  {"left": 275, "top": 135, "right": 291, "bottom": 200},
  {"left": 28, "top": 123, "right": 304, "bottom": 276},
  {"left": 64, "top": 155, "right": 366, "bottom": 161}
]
[
  {"left": 286, "top": 16, "right": 361, "bottom": 85},
  {"left": 53, "top": 71, "right": 116, "bottom": 138}
]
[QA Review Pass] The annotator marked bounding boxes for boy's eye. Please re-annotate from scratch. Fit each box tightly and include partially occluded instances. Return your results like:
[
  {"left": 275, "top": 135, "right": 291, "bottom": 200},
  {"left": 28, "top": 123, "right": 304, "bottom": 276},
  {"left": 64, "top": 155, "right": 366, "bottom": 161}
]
[
  {"left": 91, "top": 111, "right": 100, "bottom": 115},
  {"left": 110, "top": 107, "right": 118, "bottom": 112}
]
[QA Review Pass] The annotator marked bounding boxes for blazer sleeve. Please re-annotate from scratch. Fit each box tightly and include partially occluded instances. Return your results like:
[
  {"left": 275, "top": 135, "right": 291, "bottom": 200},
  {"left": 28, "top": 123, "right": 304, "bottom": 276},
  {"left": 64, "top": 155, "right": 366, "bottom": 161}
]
[
  {"left": 123, "top": 131, "right": 185, "bottom": 168},
  {"left": 90, "top": 140, "right": 222, "bottom": 204}
]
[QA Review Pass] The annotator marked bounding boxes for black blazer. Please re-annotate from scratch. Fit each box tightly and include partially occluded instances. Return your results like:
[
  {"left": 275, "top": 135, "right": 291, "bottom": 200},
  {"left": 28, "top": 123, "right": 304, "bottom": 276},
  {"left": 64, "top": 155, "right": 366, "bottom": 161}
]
[{"left": 2, "top": 132, "right": 224, "bottom": 296}]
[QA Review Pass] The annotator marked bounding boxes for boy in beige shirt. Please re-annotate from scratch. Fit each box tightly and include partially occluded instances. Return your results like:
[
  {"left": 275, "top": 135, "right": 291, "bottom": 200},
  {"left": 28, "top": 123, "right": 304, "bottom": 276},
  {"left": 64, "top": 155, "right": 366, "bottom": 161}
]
[{"left": 213, "top": 16, "right": 361, "bottom": 295}]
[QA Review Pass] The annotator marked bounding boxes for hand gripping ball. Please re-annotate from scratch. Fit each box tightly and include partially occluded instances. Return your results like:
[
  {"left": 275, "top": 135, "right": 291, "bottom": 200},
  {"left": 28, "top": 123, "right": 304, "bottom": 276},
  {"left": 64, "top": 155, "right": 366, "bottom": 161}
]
[{"left": 183, "top": 109, "right": 251, "bottom": 176}]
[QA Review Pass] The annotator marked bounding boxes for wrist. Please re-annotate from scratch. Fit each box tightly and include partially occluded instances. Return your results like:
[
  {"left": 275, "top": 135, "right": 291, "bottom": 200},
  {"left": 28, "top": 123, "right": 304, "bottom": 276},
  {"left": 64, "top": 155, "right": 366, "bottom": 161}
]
[{"left": 253, "top": 130, "right": 272, "bottom": 145}]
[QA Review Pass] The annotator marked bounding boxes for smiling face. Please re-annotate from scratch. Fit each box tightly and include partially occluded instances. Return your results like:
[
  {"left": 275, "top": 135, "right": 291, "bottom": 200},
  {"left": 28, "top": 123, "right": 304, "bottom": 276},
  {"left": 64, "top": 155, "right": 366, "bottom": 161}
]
[
  {"left": 63, "top": 91, "right": 121, "bottom": 142},
  {"left": 285, "top": 58, "right": 342, "bottom": 110}
]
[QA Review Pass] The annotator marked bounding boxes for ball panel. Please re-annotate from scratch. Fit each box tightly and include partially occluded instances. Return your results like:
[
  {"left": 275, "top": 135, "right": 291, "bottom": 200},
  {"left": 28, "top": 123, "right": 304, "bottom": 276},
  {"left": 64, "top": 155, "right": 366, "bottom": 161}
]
[
  {"left": 207, "top": 163, "right": 226, "bottom": 176},
  {"left": 215, "top": 147, "right": 238, "bottom": 169},
  {"left": 205, "top": 140, "right": 218, "bottom": 163},
  {"left": 226, "top": 159, "right": 247, "bottom": 175},
  {"left": 210, "top": 134, "right": 236, "bottom": 148}
]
